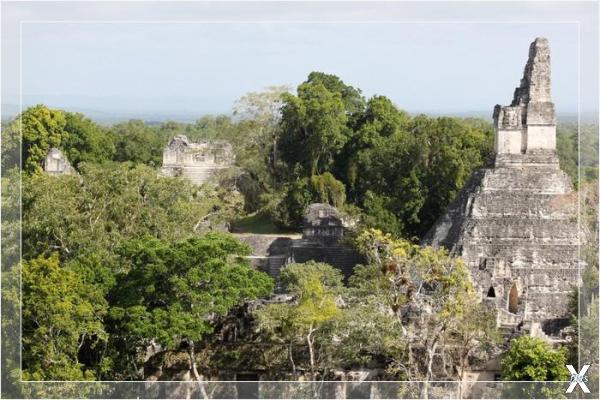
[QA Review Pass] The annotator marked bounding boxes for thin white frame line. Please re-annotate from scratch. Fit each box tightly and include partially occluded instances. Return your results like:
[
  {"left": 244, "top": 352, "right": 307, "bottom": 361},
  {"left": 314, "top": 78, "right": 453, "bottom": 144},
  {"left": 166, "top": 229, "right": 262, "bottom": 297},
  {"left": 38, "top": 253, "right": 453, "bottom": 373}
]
[
  {"left": 12, "top": 0, "right": 600, "bottom": 2},
  {"left": 11, "top": 0, "right": 600, "bottom": 3},
  {"left": 21, "top": 380, "right": 572, "bottom": 383},
  {"left": 19, "top": 19, "right": 24, "bottom": 382},
  {"left": 577, "top": 21, "right": 581, "bottom": 373},
  {"left": 17, "top": 18, "right": 584, "bottom": 387},
  {"left": 20, "top": 20, "right": 581, "bottom": 24}
]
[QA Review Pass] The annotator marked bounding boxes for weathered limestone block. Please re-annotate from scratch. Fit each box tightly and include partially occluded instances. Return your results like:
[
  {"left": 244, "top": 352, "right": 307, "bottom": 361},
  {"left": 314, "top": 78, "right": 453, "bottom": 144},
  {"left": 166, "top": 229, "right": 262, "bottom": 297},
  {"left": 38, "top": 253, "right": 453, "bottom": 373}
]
[
  {"left": 471, "top": 192, "right": 575, "bottom": 218},
  {"left": 44, "top": 147, "right": 75, "bottom": 175},
  {"left": 493, "top": 37, "right": 557, "bottom": 165},
  {"left": 423, "top": 38, "right": 579, "bottom": 339}
]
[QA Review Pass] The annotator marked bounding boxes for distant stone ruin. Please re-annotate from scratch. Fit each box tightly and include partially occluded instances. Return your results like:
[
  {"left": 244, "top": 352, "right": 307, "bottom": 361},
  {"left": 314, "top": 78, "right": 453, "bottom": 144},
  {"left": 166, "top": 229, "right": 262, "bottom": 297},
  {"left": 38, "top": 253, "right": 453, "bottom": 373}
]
[
  {"left": 236, "top": 203, "right": 363, "bottom": 288},
  {"left": 160, "top": 135, "right": 234, "bottom": 185},
  {"left": 302, "top": 203, "right": 347, "bottom": 244},
  {"left": 424, "top": 38, "right": 578, "bottom": 340},
  {"left": 44, "top": 148, "right": 74, "bottom": 175},
  {"left": 493, "top": 37, "right": 557, "bottom": 166},
  {"left": 290, "top": 203, "right": 362, "bottom": 278}
]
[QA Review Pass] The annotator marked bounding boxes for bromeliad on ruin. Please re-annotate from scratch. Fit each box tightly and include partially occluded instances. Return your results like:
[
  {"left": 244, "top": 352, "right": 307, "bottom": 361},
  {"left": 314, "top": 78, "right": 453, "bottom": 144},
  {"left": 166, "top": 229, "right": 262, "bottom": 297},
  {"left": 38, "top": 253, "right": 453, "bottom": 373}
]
[{"left": 424, "top": 38, "right": 579, "bottom": 340}]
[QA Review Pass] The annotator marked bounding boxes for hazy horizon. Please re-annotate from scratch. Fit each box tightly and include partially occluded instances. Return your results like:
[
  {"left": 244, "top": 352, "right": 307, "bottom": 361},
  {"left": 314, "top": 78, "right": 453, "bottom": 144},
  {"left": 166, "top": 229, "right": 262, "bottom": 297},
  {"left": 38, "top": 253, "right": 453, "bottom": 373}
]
[
  {"left": 3, "top": 2, "right": 598, "bottom": 124},
  {"left": 13, "top": 22, "right": 584, "bottom": 121},
  {"left": 1, "top": 100, "right": 590, "bottom": 126}
]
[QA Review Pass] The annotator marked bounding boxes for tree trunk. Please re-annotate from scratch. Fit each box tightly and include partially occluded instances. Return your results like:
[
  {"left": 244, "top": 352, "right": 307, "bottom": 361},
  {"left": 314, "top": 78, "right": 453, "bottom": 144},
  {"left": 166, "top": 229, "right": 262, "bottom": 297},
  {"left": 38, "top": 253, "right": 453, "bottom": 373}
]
[
  {"left": 458, "top": 350, "right": 469, "bottom": 399},
  {"left": 288, "top": 339, "right": 297, "bottom": 377},
  {"left": 396, "top": 313, "right": 407, "bottom": 336},
  {"left": 424, "top": 341, "right": 438, "bottom": 400},
  {"left": 307, "top": 325, "right": 316, "bottom": 379},
  {"left": 307, "top": 324, "right": 319, "bottom": 397},
  {"left": 188, "top": 340, "right": 209, "bottom": 400},
  {"left": 426, "top": 343, "right": 437, "bottom": 381},
  {"left": 272, "top": 137, "right": 278, "bottom": 168},
  {"left": 96, "top": 339, "right": 108, "bottom": 378}
]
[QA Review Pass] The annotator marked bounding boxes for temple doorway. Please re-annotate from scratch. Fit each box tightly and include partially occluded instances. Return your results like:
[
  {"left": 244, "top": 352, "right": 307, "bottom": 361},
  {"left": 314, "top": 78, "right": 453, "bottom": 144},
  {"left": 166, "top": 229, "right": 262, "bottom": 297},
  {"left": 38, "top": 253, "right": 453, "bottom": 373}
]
[{"left": 508, "top": 283, "right": 518, "bottom": 314}]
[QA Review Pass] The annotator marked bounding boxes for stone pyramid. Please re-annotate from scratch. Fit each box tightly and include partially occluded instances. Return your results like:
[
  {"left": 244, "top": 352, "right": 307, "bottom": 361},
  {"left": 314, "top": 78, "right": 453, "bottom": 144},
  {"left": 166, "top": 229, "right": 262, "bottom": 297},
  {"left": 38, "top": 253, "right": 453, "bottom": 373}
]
[{"left": 423, "top": 38, "right": 579, "bottom": 338}]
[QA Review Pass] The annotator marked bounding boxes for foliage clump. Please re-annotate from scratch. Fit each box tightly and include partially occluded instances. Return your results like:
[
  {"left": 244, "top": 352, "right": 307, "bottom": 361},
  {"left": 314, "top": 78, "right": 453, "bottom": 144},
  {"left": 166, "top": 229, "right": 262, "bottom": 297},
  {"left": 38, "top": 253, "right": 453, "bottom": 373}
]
[
  {"left": 269, "top": 73, "right": 494, "bottom": 237},
  {"left": 250, "top": 230, "right": 500, "bottom": 388},
  {"left": 501, "top": 336, "right": 569, "bottom": 381}
]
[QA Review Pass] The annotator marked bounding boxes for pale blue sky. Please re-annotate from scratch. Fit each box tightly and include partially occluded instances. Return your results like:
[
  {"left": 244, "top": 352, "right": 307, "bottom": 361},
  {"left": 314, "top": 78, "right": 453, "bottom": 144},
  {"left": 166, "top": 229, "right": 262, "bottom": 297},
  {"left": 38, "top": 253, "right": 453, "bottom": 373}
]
[{"left": 2, "top": 1, "right": 598, "bottom": 122}]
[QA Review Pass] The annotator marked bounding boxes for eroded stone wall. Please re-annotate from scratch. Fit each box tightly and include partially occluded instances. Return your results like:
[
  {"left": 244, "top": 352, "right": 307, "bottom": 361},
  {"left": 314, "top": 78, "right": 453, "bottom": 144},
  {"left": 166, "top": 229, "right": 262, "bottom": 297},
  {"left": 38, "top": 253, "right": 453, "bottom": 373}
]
[
  {"left": 493, "top": 37, "right": 557, "bottom": 162},
  {"left": 160, "top": 135, "right": 234, "bottom": 185}
]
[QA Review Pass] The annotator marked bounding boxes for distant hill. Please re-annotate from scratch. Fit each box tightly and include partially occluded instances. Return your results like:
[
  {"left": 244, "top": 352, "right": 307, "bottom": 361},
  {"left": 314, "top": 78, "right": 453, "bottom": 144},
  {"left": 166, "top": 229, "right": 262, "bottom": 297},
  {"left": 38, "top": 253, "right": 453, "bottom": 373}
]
[{"left": 2, "top": 103, "right": 597, "bottom": 126}]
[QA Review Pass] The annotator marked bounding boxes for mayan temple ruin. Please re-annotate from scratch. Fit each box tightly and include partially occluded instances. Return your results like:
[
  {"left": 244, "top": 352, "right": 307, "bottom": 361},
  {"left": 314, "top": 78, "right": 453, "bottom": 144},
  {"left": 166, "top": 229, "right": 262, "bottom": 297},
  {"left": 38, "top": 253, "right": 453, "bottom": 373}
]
[
  {"left": 160, "top": 135, "right": 234, "bottom": 185},
  {"left": 424, "top": 38, "right": 579, "bottom": 339},
  {"left": 44, "top": 147, "right": 75, "bottom": 175}
]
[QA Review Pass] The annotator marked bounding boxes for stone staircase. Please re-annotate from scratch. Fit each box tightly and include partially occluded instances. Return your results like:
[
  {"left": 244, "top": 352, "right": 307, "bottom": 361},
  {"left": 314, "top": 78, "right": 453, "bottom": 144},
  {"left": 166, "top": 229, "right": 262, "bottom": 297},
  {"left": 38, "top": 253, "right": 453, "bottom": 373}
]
[
  {"left": 498, "top": 323, "right": 519, "bottom": 339},
  {"left": 290, "top": 242, "right": 364, "bottom": 279},
  {"left": 266, "top": 255, "right": 289, "bottom": 292},
  {"left": 235, "top": 233, "right": 364, "bottom": 286},
  {"left": 181, "top": 165, "right": 227, "bottom": 185},
  {"left": 233, "top": 234, "right": 296, "bottom": 257}
]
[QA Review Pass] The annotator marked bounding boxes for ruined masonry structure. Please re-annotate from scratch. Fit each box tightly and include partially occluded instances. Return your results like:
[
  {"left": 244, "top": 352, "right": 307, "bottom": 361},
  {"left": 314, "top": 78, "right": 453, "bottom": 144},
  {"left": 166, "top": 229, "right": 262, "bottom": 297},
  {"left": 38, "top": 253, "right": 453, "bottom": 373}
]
[
  {"left": 289, "top": 203, "right": 362, "bottom": 279},
  {"left": 44, "top": 148, "right": 75, "bottom": 175},
  {"left": 160, "top": 135, "right": 234, "bottom": 185},
  {"left": 236, "top": 204, "right": 363, "bottom": 289},
  {"left": 424, "top": 38, "right": 578, "bottom": 338}
]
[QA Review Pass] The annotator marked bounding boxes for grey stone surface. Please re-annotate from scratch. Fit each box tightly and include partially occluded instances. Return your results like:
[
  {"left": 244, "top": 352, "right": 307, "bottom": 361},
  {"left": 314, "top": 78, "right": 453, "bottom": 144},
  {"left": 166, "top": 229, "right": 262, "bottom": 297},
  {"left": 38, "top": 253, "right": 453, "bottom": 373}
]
[
  {"left": 494, "top": 37, "right": 557, "bottom": 162},
  {"left": 44, "top": 147, "right": 75, "bottom": 175},
  {"left": 303, "top": 203, "right": 347, "bottom": 244},
  {"left": 160, "top": 135, "right": 234, "bottom": 185},
  {"left": 424, "top": 38, "right": 578, "bottom": 337}
]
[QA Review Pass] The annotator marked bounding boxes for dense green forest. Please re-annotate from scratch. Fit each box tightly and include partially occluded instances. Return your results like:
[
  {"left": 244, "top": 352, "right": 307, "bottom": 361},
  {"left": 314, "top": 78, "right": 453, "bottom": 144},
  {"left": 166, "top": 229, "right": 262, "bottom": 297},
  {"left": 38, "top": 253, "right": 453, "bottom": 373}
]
[{"left": 1, "top": 72, "right": 598, "bottom": 394}]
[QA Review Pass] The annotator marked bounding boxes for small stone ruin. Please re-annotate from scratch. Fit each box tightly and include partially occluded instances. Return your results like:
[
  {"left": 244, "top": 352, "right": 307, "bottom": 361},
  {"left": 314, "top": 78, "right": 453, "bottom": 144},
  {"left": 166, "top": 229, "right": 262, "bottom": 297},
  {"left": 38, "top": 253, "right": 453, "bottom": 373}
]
[
  {"left": 289, "top": 203, "right": 363, "bottom": 278},
  {"left": 236, "top": 203, "right": 363, "bottom": 287},
  {"left": 424, "top": 38, "right": 578, "bottom": 340},
  {"left": 44, "top": 147, "right": 74, "bottom": 175},
  {"left": 302, "top": 203, "right": 347, "bottom": 245},
  {"left": 160, "top": 135, "right": 234, "bottom": 185}
]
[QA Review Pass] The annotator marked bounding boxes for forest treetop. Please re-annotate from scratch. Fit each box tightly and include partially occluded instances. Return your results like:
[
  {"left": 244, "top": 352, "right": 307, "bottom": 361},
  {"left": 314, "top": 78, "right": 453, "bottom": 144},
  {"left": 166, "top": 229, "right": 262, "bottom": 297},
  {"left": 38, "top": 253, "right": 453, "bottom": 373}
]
[
  {"left": 3, "top": 71, "right": 594, "bottom": 240},
  {"left": 1, "top": 71, "right": 597, "bottom": 393}
]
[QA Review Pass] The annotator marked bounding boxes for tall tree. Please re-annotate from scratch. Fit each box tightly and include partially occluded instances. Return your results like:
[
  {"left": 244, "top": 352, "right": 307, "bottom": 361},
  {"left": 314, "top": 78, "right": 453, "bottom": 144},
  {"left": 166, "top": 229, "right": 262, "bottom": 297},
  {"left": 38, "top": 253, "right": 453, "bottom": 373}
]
[
  {"left": 305, "top": 72, "right": 366, "bottom": 115},
  {"left": 112, "top": 120, "right": 164, "bottom": 166},
  {"left": 278, "top": 73, "right": 364, "bottom": 178},
  {"left": 279, "top": 83, "right": 349, "bottom": 176},
  {"left": 255, "top": 262, "right": 342, "bottom": 381},
  {"left": 22, "top": 253, "right": 107, "bottom": 380},
  {"left": 61, "top": 112, "right": 116, "bottom": 167},
  {"left": 231, "top": 86, "right": 290, "bottom": 211},
  {"left": 6, "top": 105, "right": 67, "bottom": 174},
  {"left": 107, "top": 234, "right": 274, "bottom": 382},
  {"left": 353, "top": 228, "right": 488, "bottom": 393}
]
